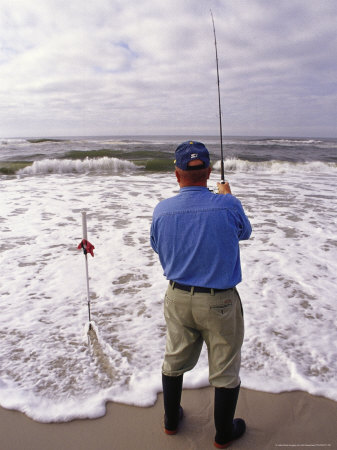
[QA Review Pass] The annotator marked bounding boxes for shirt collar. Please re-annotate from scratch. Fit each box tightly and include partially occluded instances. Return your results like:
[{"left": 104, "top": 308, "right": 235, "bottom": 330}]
[{"left": 180, "top": 186, "right": 209, "bottom": 193}]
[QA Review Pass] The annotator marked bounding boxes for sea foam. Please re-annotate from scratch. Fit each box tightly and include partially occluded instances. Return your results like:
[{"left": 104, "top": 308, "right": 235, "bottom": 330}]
[{"left": 0, "top": 166, "right": 336, "bottom": 422}]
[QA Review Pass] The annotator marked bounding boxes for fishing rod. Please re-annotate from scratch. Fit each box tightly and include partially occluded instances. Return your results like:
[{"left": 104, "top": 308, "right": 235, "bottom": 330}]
[{"left": 210, "top": 10, "right": 225, "bottom": 184}]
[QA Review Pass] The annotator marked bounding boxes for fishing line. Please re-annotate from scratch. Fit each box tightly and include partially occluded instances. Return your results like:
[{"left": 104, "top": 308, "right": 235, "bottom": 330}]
[{"left": 210, "top": 10, "right": 225, "bottom": 184}]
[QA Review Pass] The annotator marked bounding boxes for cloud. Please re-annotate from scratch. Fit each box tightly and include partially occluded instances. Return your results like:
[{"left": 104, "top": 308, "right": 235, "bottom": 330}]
[{"left": 0, "top": 0, "right": 336, "bottom": 137}]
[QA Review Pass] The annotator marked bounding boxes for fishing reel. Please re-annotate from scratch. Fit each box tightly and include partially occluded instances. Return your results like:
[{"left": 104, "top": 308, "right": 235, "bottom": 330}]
[
  {"left": 208, "top": 180, "right": 228, "bottom": 194},
  {"left": 208, "top": 185, "right": 219, "bottom": 194}
]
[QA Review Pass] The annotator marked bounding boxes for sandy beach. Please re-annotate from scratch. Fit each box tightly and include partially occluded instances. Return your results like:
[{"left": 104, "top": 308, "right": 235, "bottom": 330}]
[{"left": 0, "top": 387, "right": 336, "bottom": 450}]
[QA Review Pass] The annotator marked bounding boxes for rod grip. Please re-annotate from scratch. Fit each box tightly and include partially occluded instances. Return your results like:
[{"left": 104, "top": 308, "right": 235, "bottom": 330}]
[{"left": 81, "top": 211, "right": 88, "bottom": 240}]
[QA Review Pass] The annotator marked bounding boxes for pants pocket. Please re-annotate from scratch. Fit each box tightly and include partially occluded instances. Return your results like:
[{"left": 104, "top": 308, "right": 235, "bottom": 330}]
[{"left": 209, "top": 298, "right": 233, "bottom": 317}]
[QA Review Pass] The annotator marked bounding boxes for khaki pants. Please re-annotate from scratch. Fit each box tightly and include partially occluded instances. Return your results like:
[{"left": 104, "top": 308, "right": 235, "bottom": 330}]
[{"left": 162, "top": 283, "right": 244, "bottom": 388}]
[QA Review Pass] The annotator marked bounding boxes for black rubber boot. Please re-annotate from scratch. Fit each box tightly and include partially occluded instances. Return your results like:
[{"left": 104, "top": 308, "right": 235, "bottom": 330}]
[
  {"left": 162, "top": 373, "right": 184, "bottom": 434},
  {"left": 214, "top": 384, "right": 246, "bottom": 448}
]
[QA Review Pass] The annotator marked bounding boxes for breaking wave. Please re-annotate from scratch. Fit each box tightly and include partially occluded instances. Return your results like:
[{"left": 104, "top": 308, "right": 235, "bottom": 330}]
[
  {"left": 1, "top": 138, "right": 28, "bottom": 145},
  {"left": 12, "top": 156, "right": 337, "bottom": 176},
  {"left": 17, "top": 157, "right": 139, "bottom": 175},
  {"left": 213, "top": 158, "right": 337, "bottom": 173}
]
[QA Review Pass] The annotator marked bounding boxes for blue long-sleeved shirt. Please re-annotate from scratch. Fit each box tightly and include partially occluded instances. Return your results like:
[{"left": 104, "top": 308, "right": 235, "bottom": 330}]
[{"left": 150, "top": 186, "right": 252, "bottom": 289}]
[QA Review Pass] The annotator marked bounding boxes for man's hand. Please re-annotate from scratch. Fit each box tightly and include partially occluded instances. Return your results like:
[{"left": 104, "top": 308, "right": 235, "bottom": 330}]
[{"left": 217, "top": 181, "right": 232, "bottom": 195}]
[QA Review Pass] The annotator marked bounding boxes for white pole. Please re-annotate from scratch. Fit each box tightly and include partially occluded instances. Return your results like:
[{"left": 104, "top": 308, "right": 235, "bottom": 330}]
[
  {"left": 82, "top": 210, "right": 88, "bottom": 240},
  {"left": 81, "top": 211, "right": 92, "bottom": 327}
]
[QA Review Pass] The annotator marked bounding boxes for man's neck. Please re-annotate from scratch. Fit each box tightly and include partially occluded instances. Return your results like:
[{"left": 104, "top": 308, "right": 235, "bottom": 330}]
[{"left": 179, "top": 181, "right": 207, "bottom": 188}]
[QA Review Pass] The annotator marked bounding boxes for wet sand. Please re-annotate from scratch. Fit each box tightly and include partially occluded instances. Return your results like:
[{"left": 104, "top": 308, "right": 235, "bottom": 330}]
[{"left": 0, "top": 387, "right": 336, "bottom": 450}]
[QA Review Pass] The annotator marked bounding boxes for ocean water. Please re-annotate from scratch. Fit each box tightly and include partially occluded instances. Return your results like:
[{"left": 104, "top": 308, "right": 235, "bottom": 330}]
[{"left": 0, "top": 136, "right": 336, "bottom": 422}]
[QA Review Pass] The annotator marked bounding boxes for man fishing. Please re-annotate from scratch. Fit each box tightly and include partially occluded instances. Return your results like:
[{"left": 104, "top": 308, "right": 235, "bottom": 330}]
[{"left": 150, "top": 140, "right": 252, "bottom": 448}]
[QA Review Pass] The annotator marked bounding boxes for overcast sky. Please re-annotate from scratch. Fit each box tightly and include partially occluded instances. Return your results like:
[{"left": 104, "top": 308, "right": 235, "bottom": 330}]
[{"left": 0, "top": 0, "right": 336, "bottom": 138}]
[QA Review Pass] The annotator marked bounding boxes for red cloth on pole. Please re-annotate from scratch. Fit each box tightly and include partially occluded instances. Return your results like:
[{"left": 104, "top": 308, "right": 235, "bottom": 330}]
[{"left": 78, "top": 239, "right": 95, "bottom": 257}]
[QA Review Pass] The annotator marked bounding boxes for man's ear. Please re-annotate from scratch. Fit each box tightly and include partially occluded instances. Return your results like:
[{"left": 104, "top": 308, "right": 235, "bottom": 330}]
[
  {"left": 175, "top": 169, "right": 181, "bottom": 183},
  {"left": 207, "top": 167, "right": 212, "bottom": 179}
]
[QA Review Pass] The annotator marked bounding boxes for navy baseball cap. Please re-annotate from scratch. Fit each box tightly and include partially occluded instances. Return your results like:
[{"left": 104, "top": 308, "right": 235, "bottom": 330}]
[{"left": 174, "top": 141, "right": 210, "bottom": 170}]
